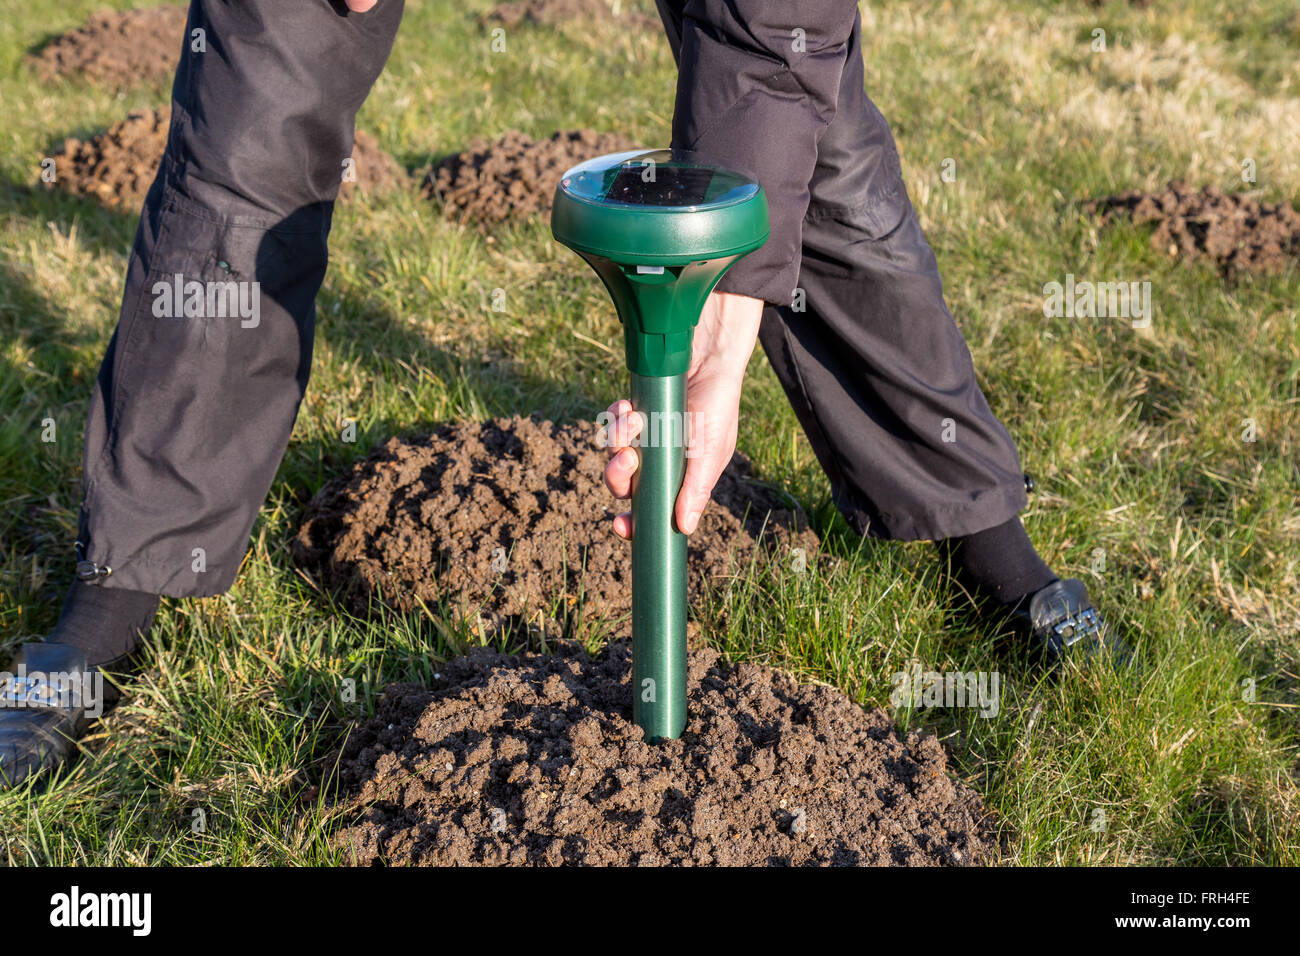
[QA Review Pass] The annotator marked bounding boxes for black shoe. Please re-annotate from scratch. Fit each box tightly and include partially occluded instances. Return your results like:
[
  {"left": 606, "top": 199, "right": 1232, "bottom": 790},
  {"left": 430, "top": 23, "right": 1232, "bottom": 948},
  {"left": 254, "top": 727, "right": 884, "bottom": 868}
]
[
  {"left": 1012, "top": 578, "right": 1133, "bottom": 668},
  {"left": 0, "top": 643, "right": 99, "bottom": 789}
]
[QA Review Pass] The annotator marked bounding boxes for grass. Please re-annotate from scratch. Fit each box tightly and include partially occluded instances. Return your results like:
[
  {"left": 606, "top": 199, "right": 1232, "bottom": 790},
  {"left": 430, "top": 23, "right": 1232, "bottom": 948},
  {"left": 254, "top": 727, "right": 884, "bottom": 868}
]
[{"left": 1, "top": 0, "right": 1298, "bottom": 864}]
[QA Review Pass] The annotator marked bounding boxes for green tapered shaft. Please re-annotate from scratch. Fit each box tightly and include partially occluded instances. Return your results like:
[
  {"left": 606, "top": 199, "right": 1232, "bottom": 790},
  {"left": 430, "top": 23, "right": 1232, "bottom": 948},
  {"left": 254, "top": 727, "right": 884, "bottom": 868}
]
[
  {"left": 630, "top": 371, "right": 688, "bottom": 742},
  {"left": 550, "top": 150, "right": 769, "bottom": 743}
]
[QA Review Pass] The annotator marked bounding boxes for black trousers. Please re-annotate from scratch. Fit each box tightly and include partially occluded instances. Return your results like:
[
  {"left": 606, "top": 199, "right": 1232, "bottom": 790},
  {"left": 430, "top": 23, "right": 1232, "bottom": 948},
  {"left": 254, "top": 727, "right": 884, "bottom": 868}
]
[{"left": 77, "top": 0, "right": 1026, "bottom": 598}]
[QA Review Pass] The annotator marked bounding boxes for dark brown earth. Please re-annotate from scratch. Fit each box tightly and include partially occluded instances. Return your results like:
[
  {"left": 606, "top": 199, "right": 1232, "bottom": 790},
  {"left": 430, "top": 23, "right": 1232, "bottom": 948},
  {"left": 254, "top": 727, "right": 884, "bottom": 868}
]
[
  {"left": 481, "top": 0, "right": 657, "bottom": 30},
  {"left": 424, "top": 129, "right": 638, "bottom": 226},
  {"left": 1084, "top": 181, "right": 1300, "bottom": 278},
  {"left": 339, "top": 131, "right": 410, "bottom": 201},
  {"left": 28, "top": 6, "right": 188, "bottom": 89},
  {"left": 331, "top": 641, "right": 997, "bottom": 866},
  {"left": 293, "top": 417, "right": 817, "bottom": 636},
  {"left": 45, "top": 107, "right": 406, "bottom": 212},
  {"left": 48, "top": 108, "right": 168, "bottom": 211}
]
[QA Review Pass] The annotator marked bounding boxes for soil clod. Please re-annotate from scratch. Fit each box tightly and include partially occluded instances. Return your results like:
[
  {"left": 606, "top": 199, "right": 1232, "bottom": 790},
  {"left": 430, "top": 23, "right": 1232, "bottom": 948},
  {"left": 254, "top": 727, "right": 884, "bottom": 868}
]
[
  {"left": 28, "top": 6, "right": 188, "bottom": 89},
  {"left": 48, "top": 108, "right": 169, "bottom": 211},
  {"left": 293, "top": 417, "right": 816, "bottom": 636},
  {"left": 330, "top": 641, "right": 997, "bottom": 866},
  {"left": 1084, "top": 181, "right": 1300, "bottom": 277},
  {"left": 424, "top": 129, "right": 638, "bottom": 226}
]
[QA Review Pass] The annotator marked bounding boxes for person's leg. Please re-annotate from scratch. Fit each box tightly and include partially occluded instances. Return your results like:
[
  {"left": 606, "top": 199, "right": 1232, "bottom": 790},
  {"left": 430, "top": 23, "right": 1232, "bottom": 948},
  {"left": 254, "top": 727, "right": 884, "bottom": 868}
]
[
  {"left": 3, "top": 0, "right": 405, "bottom": 788},
  {"left": 654, "top": 2, "right": 1048, "bottom": 597},
  {"left": 73, "top": 0, "right": 405, "bottom": 606},
  {"left": 763, "top": 17, "right": 1064, "bottom": 613},
  {"left": 651, "top": 3, "right": 1125, "bottom": 663},
  {"left": 755, "top": 12, "right": 1030, "bottom": 546}
]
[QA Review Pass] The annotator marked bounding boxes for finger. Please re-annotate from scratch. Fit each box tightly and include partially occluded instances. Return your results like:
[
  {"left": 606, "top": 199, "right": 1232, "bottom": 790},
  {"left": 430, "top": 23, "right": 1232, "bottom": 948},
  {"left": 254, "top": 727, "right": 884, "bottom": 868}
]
[
  {"left": 603, "top": 446, "right": 640, "bottom": 499},
  {"left": 345, "top": 0, "right": 378, "bottom": 11},
  {"left": 612, "top": 511, "right": 633, "bottom": 540},
  {"left": 599, "top": 400, "right": 638, "bottom": 451},
  {"left": 675, "top": 454, "right": 722, "bottom": 535},
  {"left": 609, "top": 407, "right": 644, "bottom": 452},
  {"left": 602, "top": 399, "right": 629, "bottom": 435}
]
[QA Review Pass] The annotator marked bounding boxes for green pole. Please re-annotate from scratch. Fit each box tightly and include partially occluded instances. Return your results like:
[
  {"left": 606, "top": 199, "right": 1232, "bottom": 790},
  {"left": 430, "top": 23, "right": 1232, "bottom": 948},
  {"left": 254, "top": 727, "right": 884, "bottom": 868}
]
[
  {"left": 629, "top": 372, "right": 688, "bottom": 741},
  {"left": 551, "top": 149, "right": 769, "bottom": 742}
]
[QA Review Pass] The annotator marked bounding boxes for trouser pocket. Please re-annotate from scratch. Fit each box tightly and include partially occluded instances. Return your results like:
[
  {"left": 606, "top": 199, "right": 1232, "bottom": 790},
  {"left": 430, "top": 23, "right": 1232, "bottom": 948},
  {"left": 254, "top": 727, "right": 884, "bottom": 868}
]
[{"left": 79, "top": 188, "right": 329, "bottom": 596}]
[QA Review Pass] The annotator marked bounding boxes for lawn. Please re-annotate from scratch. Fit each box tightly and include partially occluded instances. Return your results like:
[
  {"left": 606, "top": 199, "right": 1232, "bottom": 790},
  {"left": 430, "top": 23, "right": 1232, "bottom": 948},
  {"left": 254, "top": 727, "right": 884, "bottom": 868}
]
[{"left": 0, "top": 0, "right": 1297, "bottom": 864}]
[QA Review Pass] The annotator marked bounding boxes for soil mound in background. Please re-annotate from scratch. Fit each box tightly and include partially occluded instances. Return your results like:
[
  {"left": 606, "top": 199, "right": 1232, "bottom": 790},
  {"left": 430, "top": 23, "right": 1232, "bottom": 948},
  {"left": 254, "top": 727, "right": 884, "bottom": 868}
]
[
  {"left": 28, "top": 6, "right": 187, "bottom": 89},
  {"left": 1084, "top": 181, "right": 1300, "bottom": 277},
  {"left": 339, "top": 131, "right": 410, "bottom": 200},
  {"left": 293, "top": 417, "right": 816, "bottom": 634},
  {"left": 482, "top": 0, "right": 656, "bottom": 30},
  {"left": 425, "top": 129, "right": 637, "bottom": 226},
  {"left": 47, "top": 107, "right": 406, "bottom": 211},
  {"left": 49, "top": 108, "right": 168, "bottom": 211},
  {"left": 331, "top": 641, "right": 996, "bottom": 866}
]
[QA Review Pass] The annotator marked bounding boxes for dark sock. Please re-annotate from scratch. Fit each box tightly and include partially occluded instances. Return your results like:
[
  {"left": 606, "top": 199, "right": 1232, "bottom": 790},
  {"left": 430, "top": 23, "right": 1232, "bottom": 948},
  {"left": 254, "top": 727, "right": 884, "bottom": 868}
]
[
  {"left": 46, "top": 582, "right": 160, "bottom": 669},
  {"left": 940, "top": 516, "right": 1058, "bottom": 609}
]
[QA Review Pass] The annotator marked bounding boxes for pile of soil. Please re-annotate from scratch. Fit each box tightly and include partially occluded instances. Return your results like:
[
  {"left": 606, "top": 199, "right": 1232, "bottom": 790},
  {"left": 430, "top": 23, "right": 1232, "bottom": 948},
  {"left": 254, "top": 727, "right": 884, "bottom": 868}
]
[
  {"left": 331, "top": 641, "right": 996, "bottom": 866},
  {"left": 1084, "top": 181, "right": 1300, "bottom": 277},
  {"left": 424, "top": 129, "right": 637, "bottom": 226},
  {"left": 339, "top": 130, "right": 410, "bottom": 201},
  {"left": 481, "top": 0, "right": 656, "bottom": 30},
  {"left": 28, "top": 6, "right": 187, "bottom": 89},
  {"left": 48, "top": 107, "right": 168, "bottom": 211},
  {"left": 292, "top": 417, "right": 816, "bottom": 635},
  {"left": 46, "top": 107, "right": 405, "bottom": 212}
]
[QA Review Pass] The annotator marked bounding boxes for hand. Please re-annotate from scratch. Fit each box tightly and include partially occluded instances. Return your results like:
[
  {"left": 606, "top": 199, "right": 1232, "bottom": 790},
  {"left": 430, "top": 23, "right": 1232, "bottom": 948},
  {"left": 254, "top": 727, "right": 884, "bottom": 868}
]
[
  {"left": 345, "top": 0, "right": 378, "bottom": 10},
  {"left": 602, "top": 291, "right": 765, "bottom": 539}
]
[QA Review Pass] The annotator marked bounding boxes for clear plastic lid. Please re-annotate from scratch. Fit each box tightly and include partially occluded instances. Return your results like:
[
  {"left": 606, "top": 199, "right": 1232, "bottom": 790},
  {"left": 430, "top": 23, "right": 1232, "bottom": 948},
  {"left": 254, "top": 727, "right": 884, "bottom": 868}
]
[{"left": 559, "top": 149, "right": 761, "bottom": 211}]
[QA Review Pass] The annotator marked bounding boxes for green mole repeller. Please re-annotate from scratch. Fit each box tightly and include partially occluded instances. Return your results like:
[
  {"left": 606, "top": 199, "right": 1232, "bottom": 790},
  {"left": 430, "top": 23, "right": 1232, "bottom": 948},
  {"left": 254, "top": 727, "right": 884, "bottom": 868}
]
[{"left": 551, "top": 149, "right": 769, "bottom": 742}]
